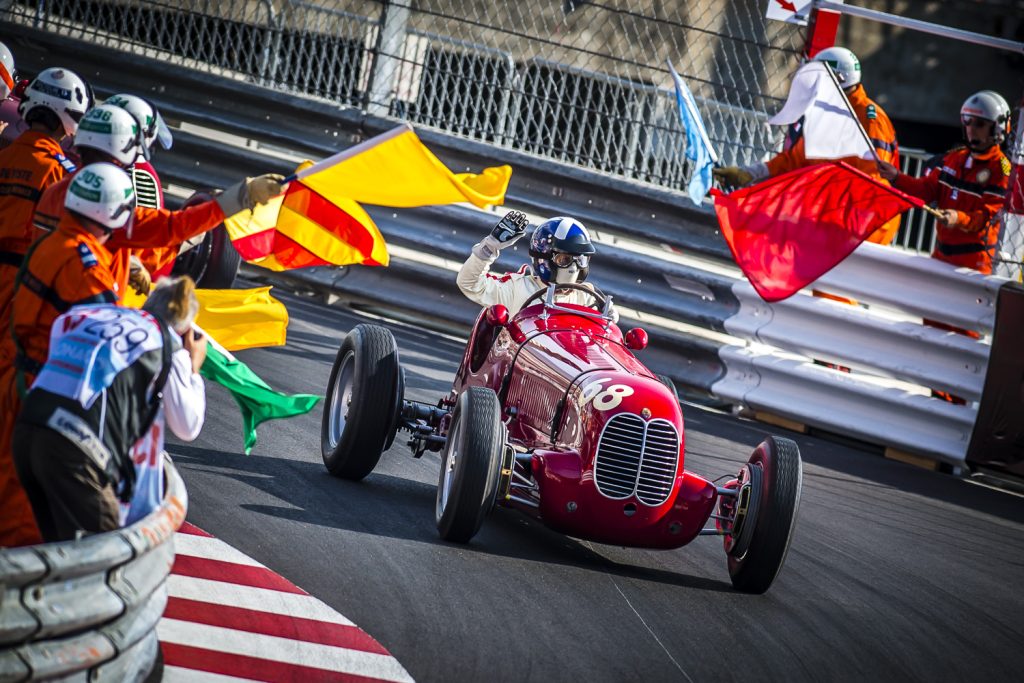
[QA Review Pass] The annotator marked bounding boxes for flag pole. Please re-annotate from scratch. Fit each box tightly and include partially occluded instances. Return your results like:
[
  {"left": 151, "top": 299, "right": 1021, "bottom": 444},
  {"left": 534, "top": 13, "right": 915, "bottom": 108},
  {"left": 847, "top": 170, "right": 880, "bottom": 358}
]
[{"left": 821, "top": 63, "right": 945, "bottom": 221}]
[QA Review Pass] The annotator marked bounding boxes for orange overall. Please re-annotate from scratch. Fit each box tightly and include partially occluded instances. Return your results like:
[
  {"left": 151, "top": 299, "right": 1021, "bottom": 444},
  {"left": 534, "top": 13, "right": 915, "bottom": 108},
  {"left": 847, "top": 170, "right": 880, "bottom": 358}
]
[
  {"left": 895, "top": 146, "right": 1010, "bottom": 401},
  {"left": 33, "top": 174, "right": 227, "bottom": 294},
  {"left": 0, "top": 130, "right": 73, "bottom": 312},
  {"left": 0, "top": 214, "right": 117, "bottom": 546},
  {"left": 893, "top": 146, "right": 1010, "bottom": 275}
]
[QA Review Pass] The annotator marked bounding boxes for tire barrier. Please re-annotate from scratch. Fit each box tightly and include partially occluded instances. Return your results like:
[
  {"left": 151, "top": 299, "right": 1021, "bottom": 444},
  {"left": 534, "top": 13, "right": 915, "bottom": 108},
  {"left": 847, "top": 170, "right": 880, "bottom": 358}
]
[
  {"left": 0, "top": 456, "right": 188, "bottom": 682},
  {"left": 5, "top": 23, "right": 1012, "bottom": 468}
]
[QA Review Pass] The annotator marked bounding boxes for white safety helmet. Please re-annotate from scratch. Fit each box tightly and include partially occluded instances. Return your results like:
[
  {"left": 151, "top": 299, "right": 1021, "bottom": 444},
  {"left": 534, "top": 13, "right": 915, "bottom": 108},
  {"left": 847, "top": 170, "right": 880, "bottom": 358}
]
[
  {"left": 0, "top": 42, "right": 14, "bottom": 100},
  {"left": 105, "top": 92, "right": 172, "bottom": 155},
  {"left": 18, "top": 67, "right": 93, "bottom": 138},
  {"left": 960, "top": 90, "right": 1011, "bottom": 148},
  {"left": 65, "top": 162, "right": 136, "bottom": 231},
  {"left": 73, "top": 104, "right": 143, "bottom": 167},
  {"left": 813, "top": 47, "right": 861, "bottom": 89}
]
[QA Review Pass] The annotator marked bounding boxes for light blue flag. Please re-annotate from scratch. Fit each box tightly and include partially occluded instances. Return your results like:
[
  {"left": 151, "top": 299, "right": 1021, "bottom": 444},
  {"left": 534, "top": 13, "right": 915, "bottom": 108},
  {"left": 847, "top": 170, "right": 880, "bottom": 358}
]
[{"left": 667, "top": 61, "right": 719, "bottom": 205}]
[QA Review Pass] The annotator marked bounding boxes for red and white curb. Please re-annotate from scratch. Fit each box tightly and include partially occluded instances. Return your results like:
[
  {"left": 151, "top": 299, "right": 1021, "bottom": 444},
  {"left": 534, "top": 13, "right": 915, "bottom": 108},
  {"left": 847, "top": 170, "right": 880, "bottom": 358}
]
[{"left": 159, "top": 523, "right": 414, "bottom": 683}]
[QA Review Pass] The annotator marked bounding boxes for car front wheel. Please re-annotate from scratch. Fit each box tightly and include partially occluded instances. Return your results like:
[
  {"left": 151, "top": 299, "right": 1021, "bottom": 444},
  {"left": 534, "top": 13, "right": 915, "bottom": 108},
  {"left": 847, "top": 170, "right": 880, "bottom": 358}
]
[
  {"left": 726, "top": 436, "right": 803, "bottom": 594},
  {"left": 435, "top": 387, "right": 505, "bottom": 543}
]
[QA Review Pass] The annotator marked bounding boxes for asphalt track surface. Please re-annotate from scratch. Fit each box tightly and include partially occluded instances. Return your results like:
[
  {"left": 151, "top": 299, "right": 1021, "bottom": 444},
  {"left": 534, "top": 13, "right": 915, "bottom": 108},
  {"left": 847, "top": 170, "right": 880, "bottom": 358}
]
[{"left": 170, "top": 285, "right": 1024, "bottom": 682}]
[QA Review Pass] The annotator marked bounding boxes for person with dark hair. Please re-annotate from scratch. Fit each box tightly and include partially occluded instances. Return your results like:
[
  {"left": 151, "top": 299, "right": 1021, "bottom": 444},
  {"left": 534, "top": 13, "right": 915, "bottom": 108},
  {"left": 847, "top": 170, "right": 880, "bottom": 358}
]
[
  {"left": 12, "top": 275, "right": 206, "bottom": 540},
  {"left": 879, "top": 90, "right": 1012, "bottom": 276}
]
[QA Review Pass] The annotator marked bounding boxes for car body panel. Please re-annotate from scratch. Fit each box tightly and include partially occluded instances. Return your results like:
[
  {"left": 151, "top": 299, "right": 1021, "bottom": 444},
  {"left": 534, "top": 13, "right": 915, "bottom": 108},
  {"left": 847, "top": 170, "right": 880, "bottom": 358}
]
[{"left": 452, "top": 298, "right": 718, "bottom": 549}]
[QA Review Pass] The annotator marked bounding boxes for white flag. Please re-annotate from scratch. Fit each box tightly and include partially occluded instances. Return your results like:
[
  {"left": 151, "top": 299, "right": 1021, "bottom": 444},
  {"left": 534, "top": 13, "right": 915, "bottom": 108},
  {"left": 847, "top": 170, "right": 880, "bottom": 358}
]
[{"left": 769, "top": 62, "right": 873, "bottom": 161}]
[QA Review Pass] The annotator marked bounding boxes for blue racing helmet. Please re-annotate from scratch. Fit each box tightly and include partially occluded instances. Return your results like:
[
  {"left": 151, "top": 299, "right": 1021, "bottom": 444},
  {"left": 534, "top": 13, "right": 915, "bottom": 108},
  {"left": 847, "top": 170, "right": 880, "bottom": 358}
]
[{"left": 529, "top": 217, "right": 595, "bottom": 284}]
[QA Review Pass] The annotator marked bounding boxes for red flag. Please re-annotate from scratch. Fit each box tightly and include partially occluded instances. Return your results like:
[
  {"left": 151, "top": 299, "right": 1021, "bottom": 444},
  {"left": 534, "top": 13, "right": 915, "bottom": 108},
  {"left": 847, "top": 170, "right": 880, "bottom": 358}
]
[{"left": 711, "top": 161, "right": 924, "bottom": 302}]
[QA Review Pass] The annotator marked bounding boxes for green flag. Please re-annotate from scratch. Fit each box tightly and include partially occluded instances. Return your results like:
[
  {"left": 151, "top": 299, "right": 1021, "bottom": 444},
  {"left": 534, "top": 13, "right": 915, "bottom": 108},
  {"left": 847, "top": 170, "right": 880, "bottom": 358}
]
[{"left": 199, "top": 337, "right": 320, "bottom": 454}]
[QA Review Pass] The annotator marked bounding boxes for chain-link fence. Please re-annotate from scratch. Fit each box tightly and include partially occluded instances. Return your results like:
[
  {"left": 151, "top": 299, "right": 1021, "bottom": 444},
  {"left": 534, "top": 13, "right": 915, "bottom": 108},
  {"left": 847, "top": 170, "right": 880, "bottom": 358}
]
[
  {"left": 5, "top": 0, "right": 804, "bottom": 188},
  {"left": 995, "top": 104, "right": 1024, "bottom": 281},
  {"left": 6, "top": 0, "right": 1020, "bottom": 261}
]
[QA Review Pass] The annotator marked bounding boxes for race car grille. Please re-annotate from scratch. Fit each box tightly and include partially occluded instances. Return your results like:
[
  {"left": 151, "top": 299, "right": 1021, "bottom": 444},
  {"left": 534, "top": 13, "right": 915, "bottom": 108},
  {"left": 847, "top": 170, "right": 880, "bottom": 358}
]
[
  {"left": 132, "top": 168, "right": 160, "bottom": 209},
  {"left": 594, "top": 414, "right": 679, "bottom": 506}
]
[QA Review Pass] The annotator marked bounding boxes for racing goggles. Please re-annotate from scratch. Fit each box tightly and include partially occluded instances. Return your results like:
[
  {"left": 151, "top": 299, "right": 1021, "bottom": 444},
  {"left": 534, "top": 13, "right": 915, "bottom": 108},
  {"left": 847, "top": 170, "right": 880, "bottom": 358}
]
[{"left": 551, "top": 252, "right": 590, "bottom": 269}]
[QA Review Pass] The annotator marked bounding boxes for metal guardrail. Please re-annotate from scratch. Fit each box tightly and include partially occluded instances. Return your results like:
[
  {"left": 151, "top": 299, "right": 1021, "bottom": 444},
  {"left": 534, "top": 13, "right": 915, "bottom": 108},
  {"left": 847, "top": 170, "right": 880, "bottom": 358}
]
[
  {"left": 0, "top": 456, "right": 187, "bottom": 682},
  {"left": 5, "top": 22, "right": 1005, "bottom": 467}
]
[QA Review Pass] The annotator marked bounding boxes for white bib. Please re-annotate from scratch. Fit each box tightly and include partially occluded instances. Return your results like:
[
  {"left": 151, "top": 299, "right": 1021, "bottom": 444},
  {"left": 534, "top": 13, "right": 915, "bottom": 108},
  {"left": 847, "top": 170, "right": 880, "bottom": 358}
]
[{"left": 33, "top": 305, "right": 164, "bottom": 409}]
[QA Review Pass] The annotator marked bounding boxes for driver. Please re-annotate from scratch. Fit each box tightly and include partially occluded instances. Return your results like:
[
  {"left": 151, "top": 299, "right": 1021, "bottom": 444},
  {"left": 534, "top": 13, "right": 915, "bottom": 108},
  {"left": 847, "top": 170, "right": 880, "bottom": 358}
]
[{"left": 458, "top": 211, "right": 618, "bottom": 321}]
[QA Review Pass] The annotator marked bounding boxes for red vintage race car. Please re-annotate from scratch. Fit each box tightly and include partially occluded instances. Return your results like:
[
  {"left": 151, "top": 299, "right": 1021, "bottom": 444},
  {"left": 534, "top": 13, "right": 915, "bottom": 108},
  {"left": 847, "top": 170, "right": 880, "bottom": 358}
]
[{"left": 321, "top": 283, "right": 803, "bottom": 593}]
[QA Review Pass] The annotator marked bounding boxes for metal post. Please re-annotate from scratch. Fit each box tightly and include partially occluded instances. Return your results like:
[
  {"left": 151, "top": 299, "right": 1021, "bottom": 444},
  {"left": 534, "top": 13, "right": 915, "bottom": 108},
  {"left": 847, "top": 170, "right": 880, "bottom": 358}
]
[
  {"left": 366, "top": 0, "right": 410, "bottom": 116},
  {"left": 804, "top": 6, "right": 840, "bottom": 58},
  {"left": 257, "top": 0, "right": 282, "bottom": 88}
]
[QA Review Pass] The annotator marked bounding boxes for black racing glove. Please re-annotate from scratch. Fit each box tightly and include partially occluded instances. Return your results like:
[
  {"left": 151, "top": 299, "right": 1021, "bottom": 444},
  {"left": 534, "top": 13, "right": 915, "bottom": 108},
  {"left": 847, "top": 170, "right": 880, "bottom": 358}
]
[{"left": 489, "top": 210, "right": 529, "bottom": 248}]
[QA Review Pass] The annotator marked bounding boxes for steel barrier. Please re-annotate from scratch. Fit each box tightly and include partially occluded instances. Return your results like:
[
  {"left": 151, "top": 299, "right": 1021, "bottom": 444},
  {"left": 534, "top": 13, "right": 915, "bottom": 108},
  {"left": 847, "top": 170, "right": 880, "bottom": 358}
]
[
  {"left": 1, "top": 21, "right": 1004, "bottom": 468},
  {"left": 0, "top": 456, "right": 187, "bottom": 682}
]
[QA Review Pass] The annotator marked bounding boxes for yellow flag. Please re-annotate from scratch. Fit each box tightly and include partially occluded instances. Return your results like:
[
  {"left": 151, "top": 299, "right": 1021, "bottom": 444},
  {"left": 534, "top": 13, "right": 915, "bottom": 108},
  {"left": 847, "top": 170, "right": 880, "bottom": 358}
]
[
  {"left": 297, "top": 125, "right": 512, "bottom": 209},
  {"left": 221, "top": 125, "right": 512, "bottom": 271},
  {"left": 122, "top": 286, "right": 289, "bottom": 351},
  {"left": 193, "top": 287, "right": 288, "bottom": 351}
]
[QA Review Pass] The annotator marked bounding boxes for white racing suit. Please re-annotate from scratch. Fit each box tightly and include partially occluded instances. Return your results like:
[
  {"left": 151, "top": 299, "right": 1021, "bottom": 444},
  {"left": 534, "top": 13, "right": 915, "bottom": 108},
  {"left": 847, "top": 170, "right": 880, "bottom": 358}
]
[{"left": 457, "top": 241, "right": 618, "bottom": 322}]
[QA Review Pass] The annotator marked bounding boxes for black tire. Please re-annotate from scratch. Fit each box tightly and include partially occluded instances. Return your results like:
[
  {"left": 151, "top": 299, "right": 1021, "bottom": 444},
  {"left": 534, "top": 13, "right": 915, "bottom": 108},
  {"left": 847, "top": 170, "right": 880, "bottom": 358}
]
[
  {"left": 195, "top": 225, "right": 241, "bottom": 289},
  {"left": 656, "top": 373, "right": 679, "bottom": 403},
  {"left": 435, "top": 387, "right": 505, "bottom": 543},
  {"left": 321, "top": 325, "right": 401, "bottom": 480},
  {"left": 727, "top": 436, "right": 803, "bottom": 594}
]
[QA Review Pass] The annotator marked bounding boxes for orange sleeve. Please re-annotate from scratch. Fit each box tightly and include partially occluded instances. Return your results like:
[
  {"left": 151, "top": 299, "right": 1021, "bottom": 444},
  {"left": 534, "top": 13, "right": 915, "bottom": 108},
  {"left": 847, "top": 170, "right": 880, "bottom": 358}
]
[
  {"left": 765, "top": 136, "right": 807, "bottom": 178},
  {"left": 893, "top": 166, "right": 940, "bottom": 205},
  {"left": 31, "top": 182, "right": 63, "bottom": 237},
  {"left": 866, "top": 115, "right": 899, "bottom": 166},
  {"left": 107, "top": 200, "right": 226, "bottom": 250}
]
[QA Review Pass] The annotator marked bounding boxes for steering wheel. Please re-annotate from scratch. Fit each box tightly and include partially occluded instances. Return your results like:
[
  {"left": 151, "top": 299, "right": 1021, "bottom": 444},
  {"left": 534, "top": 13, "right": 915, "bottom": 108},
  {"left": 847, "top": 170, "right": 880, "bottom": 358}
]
[{"left": 520, "top": 283, "right": 609, "bottom": 314}]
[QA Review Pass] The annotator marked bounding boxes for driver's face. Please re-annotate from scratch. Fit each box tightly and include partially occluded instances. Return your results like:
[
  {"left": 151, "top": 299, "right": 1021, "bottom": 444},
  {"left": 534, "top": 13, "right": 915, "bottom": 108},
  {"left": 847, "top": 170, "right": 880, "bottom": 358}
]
[{"left": 553, "top": 262, "right": 580, "bottom": 284}]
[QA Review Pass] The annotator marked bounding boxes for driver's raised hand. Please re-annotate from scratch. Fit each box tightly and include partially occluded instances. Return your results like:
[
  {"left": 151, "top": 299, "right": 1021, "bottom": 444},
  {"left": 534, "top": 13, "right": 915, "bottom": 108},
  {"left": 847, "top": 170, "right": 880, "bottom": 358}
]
[{"left": 477, "top": 210, "right": 530, "bottom": 259}]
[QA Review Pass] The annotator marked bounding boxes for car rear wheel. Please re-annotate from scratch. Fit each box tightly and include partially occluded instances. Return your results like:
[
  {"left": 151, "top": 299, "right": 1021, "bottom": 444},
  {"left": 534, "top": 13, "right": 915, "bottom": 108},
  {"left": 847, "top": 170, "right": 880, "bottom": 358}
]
[
  {"left": 727, "top": 436, "right": 803, "bottom": 594},
  {"left": 435, "top": 387, "right": 505, "bottom": 543},
  {"left": 321, "top": 324, "right": 401, "bottom": 480}
]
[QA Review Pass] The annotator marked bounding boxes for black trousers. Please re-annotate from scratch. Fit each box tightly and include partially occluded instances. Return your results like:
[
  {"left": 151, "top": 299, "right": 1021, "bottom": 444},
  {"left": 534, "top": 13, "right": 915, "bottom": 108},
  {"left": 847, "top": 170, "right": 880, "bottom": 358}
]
[{"left": 12, "top": 422, "right": 120, "bottom": 542}]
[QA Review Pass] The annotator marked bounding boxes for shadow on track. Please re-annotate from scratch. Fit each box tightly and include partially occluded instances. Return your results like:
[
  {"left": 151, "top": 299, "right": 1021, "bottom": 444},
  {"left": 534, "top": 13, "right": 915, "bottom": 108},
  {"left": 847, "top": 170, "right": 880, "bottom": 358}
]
[{"left": 169, "top": 443, "right": 733, "bottom": 594}]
